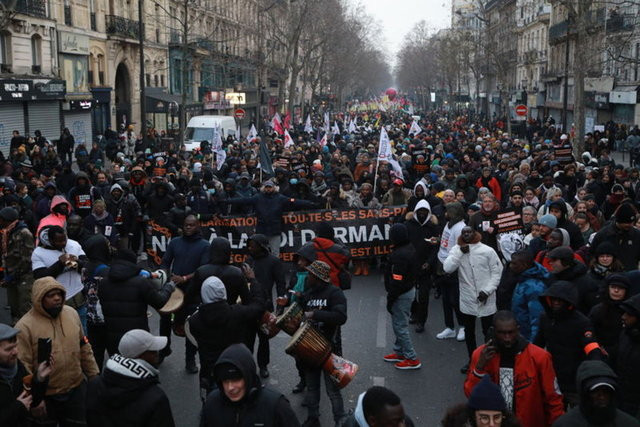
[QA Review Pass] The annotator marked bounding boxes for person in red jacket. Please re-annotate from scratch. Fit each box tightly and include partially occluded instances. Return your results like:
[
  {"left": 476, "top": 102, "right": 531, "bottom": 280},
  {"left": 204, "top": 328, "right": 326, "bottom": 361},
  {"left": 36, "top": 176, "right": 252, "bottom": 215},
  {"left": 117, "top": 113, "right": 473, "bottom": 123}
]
[
  {"left": 464, "top": 310, "right": 564, "bottom": 427},
  {"left": 310, "top": 222, "right": 351, "bottom": 284},
  {"left": 475, "top": 167, "right": 502, "bottom": 201}
]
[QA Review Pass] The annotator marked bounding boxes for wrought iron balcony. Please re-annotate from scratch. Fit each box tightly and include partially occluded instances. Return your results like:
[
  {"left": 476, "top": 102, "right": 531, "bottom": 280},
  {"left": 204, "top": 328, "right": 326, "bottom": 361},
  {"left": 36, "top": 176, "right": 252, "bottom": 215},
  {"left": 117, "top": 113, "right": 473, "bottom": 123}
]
[
  {"left": 15, "top": 0, "right": 47, "bottom": 18},
  {"left": 105, "top": 15, "right": 143, "bottom": 40}
]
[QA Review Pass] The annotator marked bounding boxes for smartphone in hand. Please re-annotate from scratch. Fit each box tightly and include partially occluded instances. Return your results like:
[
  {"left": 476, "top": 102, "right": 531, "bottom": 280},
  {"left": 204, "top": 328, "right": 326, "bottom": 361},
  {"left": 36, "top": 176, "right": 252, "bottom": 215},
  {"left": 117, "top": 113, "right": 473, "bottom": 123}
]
[{"left": 37, "top": 338, "right": 52, "bottom": 364}]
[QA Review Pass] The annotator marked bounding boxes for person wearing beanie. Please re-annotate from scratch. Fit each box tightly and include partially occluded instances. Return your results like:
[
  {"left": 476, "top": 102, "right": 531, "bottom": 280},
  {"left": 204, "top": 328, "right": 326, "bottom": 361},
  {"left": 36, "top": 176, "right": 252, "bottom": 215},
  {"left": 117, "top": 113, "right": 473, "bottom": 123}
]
[
  {"left": 553, "top": 360, "right": 639, "bottom": 427},
  {"left": 601, "top": 183, "right": 628, "bottom": 220},
  {"left": 591, "top": 202, "right": 640, "bottom": 271},
  {"left": 0, "top": 206, "right": 34, "bottom": 322},
  {"left": 587, "top": 240, "right": 624, "bottom": 292},
  {"left": 527, "top": 213, "right": 557, "bottom": 257},
  {"left": 465, "top": 311, "right": 564, "bottom": 426},
  {"left": 589, "top": 274, "right": 631, "bottom": 371},
  {"left": 547, "top": 200, "right": 584, "bottom": 250}
]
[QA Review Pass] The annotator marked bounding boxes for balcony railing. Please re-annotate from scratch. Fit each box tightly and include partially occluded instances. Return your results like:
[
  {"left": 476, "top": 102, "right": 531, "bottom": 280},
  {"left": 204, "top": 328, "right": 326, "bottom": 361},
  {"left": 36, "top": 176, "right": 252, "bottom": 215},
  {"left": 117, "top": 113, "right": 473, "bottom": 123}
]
[
  {"left": 105, "top": 15, "right": 143, "bottom": 40},
  {"left": 15, "top": 0, "right": 47, "bottom": 18},
  {"left": 549, "top": 20, "right": 570, "bottom": 43},
  {"left": 606, "top": 14, "right": 636, "bottom": 34}
]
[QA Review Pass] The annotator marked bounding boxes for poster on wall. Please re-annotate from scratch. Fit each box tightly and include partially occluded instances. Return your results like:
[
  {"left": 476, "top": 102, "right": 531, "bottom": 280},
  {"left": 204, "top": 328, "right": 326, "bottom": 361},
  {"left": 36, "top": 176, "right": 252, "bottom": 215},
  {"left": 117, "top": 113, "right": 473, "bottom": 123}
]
[{"left": 62, "top": 55, "right": 89, "bottom": 93}]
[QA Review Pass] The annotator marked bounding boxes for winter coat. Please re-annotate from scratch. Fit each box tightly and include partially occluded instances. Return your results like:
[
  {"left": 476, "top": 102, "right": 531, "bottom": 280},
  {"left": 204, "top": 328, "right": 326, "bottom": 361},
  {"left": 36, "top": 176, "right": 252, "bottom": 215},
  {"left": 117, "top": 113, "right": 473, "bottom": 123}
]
[
  {"left": 86, "top": 355, "right": 175, "bottom": 427},
  {"left": 534, "top": 282, "right": 603, "bottom": 394},
  {"left": 553, "top": 360, "right": 640, "bottom": 426},
  {"left": 443, "top": 232, "right": 503, "bottom": 317},
  {"left": 201, "top": 344, "right": 300, "bottom": 427},
  {"left": 468, "top": 209, "right": 499, "bottom": 253},
  {"left": 474, "top": 176, "right": 502, "bottom": 201},
  {"left": 246, "top": 240, "right": 286, "bottom": 310},
  {"left": 105, "top": 184, "right": 141, "bottom": 235},
  {"left": 551, "top": 261, "right": 600, "bottom": 315},
  {"left": 589, "top": 298, "right": 626, "bottom": 370},
  {"left": 405, "top": 200, "right": 440, "bottom": 269},
  {"left": 591, "top": 224, "right": 640, "bottom": 271},
  {"left": 145, "top": 183, "right": 174, "bottom": 222},
  {"left": 83, "top": 212, "right": 118, "bottom": 245},
  {"left": 189, "top": 238, "right": 250, "bottom": 307},
  {"left": 36, "top": 195, "right": 72, "bottom": 237},
  {"left": 385, "top": 224, "right": 417, "bottom": 304},
  {"left": 0, "top": 360, "right": 33, "bottom": 427},
  {"left": 299, "top": 280, "right": 347, "bottom": 345},
  {"left": 99, "top": 259, "right": 174, "bottom": 354},
  {"left": 512, "top": 262, "right": 550, "bottom": 341},
  {"left": 15, "top": 277, "right": 99, "bottom": 395},
  {"left": 617, "top": 295, "right": 640, "bottom": 417},
  {"left": 310, "top": 237, "right": 350, "bottom": 288},
  {"left": 465, "top": 338, "right": 564, "bottom": 427},
  {"left": 226, "top": 191, "right": 316, "bottom": 236},
  {"left": 68, "top": 172, "right": 96, "bottom": 218}
]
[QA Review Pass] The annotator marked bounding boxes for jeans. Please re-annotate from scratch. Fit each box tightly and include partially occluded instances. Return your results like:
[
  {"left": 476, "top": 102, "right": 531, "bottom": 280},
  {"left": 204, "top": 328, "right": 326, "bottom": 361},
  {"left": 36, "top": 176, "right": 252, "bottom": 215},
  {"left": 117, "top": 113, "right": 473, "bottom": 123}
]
[
  {"left": 459, "top": 313, "right": 494, "bottom": 358},
  {"left": 391, "top": 288, "right": 417, "bottom": 360},
  {"left": 268, "top": 234, "right": 281, "bottom": 257},
  {"left": 304, "top": 366, "right": 345, "bottom": 423}
]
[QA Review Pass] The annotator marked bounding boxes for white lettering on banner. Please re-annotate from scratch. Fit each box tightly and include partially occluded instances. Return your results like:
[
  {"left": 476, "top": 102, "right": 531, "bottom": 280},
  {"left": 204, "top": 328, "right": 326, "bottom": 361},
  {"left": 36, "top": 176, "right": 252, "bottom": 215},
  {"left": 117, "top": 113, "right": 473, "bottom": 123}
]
[
  {"left": 151, "top": 235, "right": 167, "bottom": 253},
  {"left": 301, "top": 229, "right": 315, "bottom": 245}
]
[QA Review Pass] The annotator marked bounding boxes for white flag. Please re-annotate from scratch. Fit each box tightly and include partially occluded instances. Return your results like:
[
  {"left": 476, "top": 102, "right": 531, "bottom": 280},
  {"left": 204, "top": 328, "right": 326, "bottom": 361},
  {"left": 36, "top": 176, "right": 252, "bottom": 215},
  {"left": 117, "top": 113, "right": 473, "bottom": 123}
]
[
  {"left": 323, "top": 112, "right": 330, "bottom": 131},
  {"left": 304, "top": 115, "right": 313, "bottom": 133},
  {"left": 247, "top": 124, "right": 258, "bottom": 142},
  {"left": 212, "top": 126, "right": 223, "bottom": 151},
  {"left": 332, "top": 121, "right": 340, "bottom": 135},
  {"left": 319, "top": 132, "right": 328, "bottom": 147},
  {"left": 236, "top": 125, "right": 241, "bottom": 139},
  {"left": 284, "top": 129, "right": 294, "bottom": 149},
  {"left": 348, "top": 118, "right": 357, "bottom": 133},
  {"left": 378, "top": 127, "right": 403, "bottom": 179},
  {"left": 409, "top": 120, "right": 422, "bottom": 136}
]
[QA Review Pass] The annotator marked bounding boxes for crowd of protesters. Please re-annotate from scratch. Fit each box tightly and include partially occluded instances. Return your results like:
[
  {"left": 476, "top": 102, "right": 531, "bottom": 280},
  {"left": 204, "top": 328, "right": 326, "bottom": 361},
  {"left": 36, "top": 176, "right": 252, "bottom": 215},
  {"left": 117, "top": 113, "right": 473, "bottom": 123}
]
[{"left": 1, "top": 107, "right": 640, "bottom": 427}]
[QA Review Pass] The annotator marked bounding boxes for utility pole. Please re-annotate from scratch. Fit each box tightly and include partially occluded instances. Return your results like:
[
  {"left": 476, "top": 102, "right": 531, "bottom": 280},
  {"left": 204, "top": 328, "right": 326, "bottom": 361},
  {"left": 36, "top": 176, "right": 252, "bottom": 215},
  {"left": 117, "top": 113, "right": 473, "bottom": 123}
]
[
  {"left": 138, "top": 0, "right": 146, "bottom": 141},
  {"left": 562, "top": 17, "right": 571, "bottom": 133}
]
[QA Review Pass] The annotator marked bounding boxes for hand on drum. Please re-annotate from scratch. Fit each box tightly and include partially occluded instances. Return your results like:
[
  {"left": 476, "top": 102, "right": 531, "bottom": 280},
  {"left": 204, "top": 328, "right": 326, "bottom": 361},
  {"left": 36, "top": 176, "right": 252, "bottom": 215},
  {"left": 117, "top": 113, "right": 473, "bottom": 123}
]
[
  {"left": 170, "top": 274, "right": 185, "bottom": 284},
  {"left": 241, "top": 264, "right": 256, "bottom": 280},
  {"left": 283, "top": 317, "right": 299, "bottom": 333},
  {"left": 304, "top": 311, "right": 314, "bottom": 320}
]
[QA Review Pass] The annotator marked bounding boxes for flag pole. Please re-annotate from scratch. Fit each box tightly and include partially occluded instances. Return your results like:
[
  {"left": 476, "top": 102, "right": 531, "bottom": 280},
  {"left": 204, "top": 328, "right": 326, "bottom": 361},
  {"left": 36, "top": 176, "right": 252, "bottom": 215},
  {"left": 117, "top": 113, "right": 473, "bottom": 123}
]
[{"left": 373, "top": 153, "right": 380, "bottom": 197}]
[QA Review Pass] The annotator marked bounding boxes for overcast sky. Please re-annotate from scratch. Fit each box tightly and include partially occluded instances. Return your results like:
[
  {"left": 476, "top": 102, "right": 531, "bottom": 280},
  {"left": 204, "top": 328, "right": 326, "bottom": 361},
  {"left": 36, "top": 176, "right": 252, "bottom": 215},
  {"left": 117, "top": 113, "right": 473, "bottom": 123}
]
[{"left": 350, "top": 0, "right": 451, "bottom": 63}]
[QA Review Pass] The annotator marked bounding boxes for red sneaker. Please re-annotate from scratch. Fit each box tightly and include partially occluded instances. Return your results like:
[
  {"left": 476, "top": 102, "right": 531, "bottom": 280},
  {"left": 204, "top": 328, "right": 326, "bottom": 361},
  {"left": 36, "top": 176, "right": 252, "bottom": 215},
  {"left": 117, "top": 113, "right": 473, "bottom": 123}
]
[
  {"left": 382, "top": 353, "right": 405, "bottom": 363},
  {"left": 395, "top": 358, "right": 422, "bottom": 370}
]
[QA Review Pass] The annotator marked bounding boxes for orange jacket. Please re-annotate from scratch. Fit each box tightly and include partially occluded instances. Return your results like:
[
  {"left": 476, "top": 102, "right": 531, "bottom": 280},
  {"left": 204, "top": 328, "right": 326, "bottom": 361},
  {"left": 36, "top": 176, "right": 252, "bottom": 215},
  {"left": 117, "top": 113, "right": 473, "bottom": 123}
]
[
  {"left": 464, "top": 341, "right": 564, "bottom": 427},
  {"left": 312, "top": 238, "right": 350, "bottom": 288}
]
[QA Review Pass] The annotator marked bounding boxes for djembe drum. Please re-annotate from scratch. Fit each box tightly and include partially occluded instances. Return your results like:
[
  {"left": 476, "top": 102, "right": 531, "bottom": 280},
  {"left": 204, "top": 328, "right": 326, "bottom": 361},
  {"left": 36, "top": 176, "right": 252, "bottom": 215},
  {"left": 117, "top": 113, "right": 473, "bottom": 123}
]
[
  {"left": 285, "top": 322, "right": 359, "bottom": 389},
  {"left": 275, "top": 302, "right": 304, "bottom": 335}
]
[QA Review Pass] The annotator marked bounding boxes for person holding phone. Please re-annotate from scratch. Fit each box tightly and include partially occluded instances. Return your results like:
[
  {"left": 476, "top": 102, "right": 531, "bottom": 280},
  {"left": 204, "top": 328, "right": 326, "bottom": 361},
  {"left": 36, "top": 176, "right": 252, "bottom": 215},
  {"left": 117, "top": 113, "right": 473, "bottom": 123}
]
[{"left": 0, "top": 323, "right": 52, "bottom": 427}]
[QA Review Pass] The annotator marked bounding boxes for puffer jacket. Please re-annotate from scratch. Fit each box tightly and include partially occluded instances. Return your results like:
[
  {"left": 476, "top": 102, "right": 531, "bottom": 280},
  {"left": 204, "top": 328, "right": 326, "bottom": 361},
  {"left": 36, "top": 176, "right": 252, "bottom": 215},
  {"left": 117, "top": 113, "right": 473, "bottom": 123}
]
[
  {"left": 443, "top": 231, "right": 503, "bottom": 317},
  {"left": 15, "top": 277, "right": 99, "bottom": 395},
  {"left": 98, "top": 259, "right": 174, "bottom": 354},
  {"left": 36, "top": 195, "right": 72, "bottom": 237},
  {"left": 512, "top": 262, "right": 550, "bottom": 342},
  {"left": 189, "top": 238, "right": 249, "bottom": 307},
  {"left": 534, "top": 281, "right": 604, "bottom": 394}
]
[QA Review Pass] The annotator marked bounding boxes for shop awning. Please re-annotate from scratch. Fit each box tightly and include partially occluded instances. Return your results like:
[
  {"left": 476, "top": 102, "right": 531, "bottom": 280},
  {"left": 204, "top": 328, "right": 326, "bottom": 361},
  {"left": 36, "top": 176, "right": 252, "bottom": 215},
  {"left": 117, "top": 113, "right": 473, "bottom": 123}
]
[{"left": 146, "top": 89, "right": 182, "bottom": 113}]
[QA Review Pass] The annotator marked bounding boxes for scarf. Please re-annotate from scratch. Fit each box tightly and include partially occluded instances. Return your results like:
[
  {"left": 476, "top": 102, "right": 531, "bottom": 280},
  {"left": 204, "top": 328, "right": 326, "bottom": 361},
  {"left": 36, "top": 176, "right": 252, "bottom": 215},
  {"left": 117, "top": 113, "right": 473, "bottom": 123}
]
[
  {"left": 92, "top": 211, "right": 109, "bottom": 221},
  {"left": 1, "top": 220, "right": 19, "bottom": 257},
  {"left": 0, "top": 361, "right": 18, "bottom": 383}
]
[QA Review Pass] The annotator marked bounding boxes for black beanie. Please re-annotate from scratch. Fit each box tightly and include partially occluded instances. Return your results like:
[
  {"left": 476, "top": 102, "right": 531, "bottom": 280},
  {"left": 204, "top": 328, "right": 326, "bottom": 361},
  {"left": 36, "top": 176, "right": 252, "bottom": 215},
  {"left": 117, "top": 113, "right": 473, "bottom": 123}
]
[
  {"left": 316, "top": 222, "right": 335, "bottom": 240},
  {"left": 594, "top": 241, "right": 618, "bottom": 258},
  {"left": 615, "top": 203, "right": 637, "bottom": 224},
  {"left": 0, "top": 207, "right": 18, "bottom": 222},
  {"left": 468, "top": 375, "right": 506, "bottom": 411}
]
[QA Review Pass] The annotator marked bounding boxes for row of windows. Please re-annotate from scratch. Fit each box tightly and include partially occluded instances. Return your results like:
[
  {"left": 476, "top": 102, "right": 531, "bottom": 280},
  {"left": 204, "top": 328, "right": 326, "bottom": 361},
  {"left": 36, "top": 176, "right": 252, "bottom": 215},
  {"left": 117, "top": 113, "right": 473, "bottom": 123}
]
[{"left": 0, "top": 33, "right": 42, "bottom": 70}]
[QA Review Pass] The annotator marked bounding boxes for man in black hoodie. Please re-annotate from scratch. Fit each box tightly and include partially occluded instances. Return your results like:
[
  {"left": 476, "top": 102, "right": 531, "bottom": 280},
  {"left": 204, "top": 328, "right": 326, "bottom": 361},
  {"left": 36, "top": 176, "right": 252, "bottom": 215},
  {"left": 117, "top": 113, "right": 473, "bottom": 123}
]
[
  {"left": 246, "top": 233, "right": 286, "bottom": 379},
  {"left": 590, "top": 202, "right": 640, "bottom": 271},
  {"left": 201, "top": 343, "right": 299, "bottom": 427},
  {"left": 534, "top": 281, "right": 604, "bottom": 405},
  {"left": 68, "top": 172, "right": 98, "bottom": 218},
  {"left": 86, "top": 329, "right": 175, "bottom": 427},
  {"left": 617, "top": 294, "right": 640, "bottom": 418},
  {"left": 99, "top": 249, "right": 175, "bottom": 355},
  {"left": 553, "top": 360, "right": 639, "bottom": 427},
  {"left": 548, "top": 246, "right": 601, "bottom": 314}
]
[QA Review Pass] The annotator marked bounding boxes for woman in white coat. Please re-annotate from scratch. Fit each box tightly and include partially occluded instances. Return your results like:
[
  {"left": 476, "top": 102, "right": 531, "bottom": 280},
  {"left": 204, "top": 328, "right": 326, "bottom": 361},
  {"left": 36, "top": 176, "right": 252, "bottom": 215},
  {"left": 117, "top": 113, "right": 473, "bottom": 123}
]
[{"left": 443, "top": 226, "right": 503, "bottom": 373}]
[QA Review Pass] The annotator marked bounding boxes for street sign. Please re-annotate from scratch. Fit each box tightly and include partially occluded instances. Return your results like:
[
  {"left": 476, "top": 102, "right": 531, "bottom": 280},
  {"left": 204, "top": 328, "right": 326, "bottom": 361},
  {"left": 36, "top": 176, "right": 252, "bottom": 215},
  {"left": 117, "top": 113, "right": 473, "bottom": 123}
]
[
  {"left": 225, "top": 92, "right": 246, "bottom": 105},
  {"left": 234, "top": 108, "right": 246, "bottom": 119},
  {"left": 515, "top": 104, "right": 528, "bottom": 116}
]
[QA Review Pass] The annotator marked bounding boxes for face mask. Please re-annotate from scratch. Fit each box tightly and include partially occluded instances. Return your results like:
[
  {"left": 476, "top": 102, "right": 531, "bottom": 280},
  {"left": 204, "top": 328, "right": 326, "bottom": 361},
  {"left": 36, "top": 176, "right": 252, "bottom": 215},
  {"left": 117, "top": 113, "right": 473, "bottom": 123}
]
[
  {"left": 44, "top": 305, "right": 63, "bottom": 318},
  {"left": 290, "top": 178, "right": 298, "bottom": 185},
  {"left": 208, "top": 188, "right": 216, "bottom": 195}
]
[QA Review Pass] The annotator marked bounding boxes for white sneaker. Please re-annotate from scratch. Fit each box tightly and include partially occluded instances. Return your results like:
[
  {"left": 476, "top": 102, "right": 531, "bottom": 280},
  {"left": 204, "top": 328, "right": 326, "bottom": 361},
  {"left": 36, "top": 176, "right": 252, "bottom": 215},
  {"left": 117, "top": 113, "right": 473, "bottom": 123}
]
[
  {"left": 457, "top": 327, "right": 466, "bottom": 341},
  {"left": 436, "top": 328, "right": 456, "bottom": 340}
]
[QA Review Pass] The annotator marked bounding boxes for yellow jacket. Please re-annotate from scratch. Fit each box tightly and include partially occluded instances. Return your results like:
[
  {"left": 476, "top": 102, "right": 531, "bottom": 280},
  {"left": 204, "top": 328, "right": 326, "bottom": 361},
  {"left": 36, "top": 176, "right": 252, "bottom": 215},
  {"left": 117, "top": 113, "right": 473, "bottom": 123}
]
[{"left": 15, "top": 277, "right": 98, "bottom": 395}]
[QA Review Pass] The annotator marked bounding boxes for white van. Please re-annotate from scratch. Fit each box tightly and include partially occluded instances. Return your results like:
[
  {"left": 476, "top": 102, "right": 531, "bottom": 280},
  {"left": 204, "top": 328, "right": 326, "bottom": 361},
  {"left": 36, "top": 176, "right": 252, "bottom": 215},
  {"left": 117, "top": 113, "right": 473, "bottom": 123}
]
[{"left": 184, "top": 115, "right": 237, "bottom": 151}]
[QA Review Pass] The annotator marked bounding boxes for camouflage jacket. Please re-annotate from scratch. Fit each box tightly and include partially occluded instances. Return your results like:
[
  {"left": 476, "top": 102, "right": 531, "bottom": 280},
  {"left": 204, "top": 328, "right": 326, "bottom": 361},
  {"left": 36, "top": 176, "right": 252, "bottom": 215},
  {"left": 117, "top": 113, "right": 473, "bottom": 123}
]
[{"left": 3, "top": 225, "right": 35, "bottom": 281}]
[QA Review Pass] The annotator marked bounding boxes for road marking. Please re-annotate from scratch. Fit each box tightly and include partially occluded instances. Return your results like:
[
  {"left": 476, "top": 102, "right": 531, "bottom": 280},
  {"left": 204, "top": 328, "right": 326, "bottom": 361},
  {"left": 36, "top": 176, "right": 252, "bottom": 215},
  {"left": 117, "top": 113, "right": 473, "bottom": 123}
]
[
  {"left": 376, "top": 296, "right": 386, "bottom": 348},
  {"left": 373, "top": 376, "right": 385, "bottom": 386}
]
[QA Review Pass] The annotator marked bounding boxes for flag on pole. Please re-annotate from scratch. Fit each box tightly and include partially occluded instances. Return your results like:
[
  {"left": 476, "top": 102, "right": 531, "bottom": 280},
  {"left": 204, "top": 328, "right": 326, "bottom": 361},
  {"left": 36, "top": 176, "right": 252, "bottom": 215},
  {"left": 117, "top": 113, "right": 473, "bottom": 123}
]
[
  {"left": 319, "top": 132, "right": 328, "bottom": 147},
  {"left": 348, "top": 118, "right": 357, "bottom": 133},
  {"left": 378, "top": 127, "right": 403, "bottom": 179},
  {"left": 259, "top": 139, "right": 274, "bottom": 175},
  {"left": 247, "top": 124, "right": 258, "bottom": 142},
  {"left": 283, "top": 129, "right": 294, "bottom": 149},
  {"left": 283, "top": 112, "right": 291, "bottom": 130},
  {"left": 408, "top": 120, "right": 422, "bottom": 136},
  {"left": 304, "top": 115, "right": 313, "bottom": 133},
  {"left": 212, "top": 126, "right": 226, "bottom": 171},
  {"left": 323, "top": 112, "right": 330, "bottom": 132},
  {"left": 332, "top": 121, "right": 340, "bottom": 135},
  {"left": 271, "top": 113, "right": 284, "bottom": 135},
  {"left": 236, "top": 124, "right": 242, "bottom": 139}
]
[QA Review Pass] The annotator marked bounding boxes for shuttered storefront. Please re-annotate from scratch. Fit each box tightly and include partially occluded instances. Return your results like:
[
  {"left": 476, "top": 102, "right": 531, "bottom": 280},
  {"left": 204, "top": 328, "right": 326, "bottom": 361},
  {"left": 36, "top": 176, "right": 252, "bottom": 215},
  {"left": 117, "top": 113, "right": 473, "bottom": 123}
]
[
  {"left": 0, "top": 103, "right": 25, "bottom": 158},
  {"left": 28, "top": 101, "right": 61, "bottom": 143},
  {"left": 64, "top": 111, "right": 93, "bottom": 145}
]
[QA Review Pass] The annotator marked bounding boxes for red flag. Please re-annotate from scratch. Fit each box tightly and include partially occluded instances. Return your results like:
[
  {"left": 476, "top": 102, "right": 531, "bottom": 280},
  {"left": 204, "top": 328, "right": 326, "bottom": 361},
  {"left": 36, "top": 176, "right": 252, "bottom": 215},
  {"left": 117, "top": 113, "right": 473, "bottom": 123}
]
[
  {"left": 273, "top": 114, "right": 284, "bottom": 135},
  {"left": 283, "top": 112, "right": 291, "bottom": 130}
]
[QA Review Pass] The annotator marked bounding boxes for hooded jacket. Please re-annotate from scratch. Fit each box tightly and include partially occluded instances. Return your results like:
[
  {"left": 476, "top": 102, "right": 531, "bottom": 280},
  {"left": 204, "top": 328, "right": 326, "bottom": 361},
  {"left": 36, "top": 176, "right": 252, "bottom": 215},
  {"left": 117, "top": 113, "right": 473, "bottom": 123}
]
[
  {"left": 68, "top": 172, "right": 96, "bottom": 218},
  {"left": 98, "top": 259, "right": 174, "bottom": 354},
  {"left": 553, "top": 361, "right": 639, "bottom": 426},
  {"left": 405, "top": 199, "right": 440, "bottom": 269},
  {"left": 342, "top": 391, "right": 416, "bottom": 427},
  {"left": 552, "top": 261, "right": 600, "bottom": 315},
  {"left": 36, "top": 195, "right": 72, "bottom": 236},
  {"left": 86, "top": 354, "right": 175, "bottom": 427},
  {"left": 455, "top": 174, "right": 477, "bottom": 203},
  {"left": 15, "top": 277, "right": 99, "bottom": 395},
  {"left": 534, "top": 281, "right": 603, "bottom": 394},
  {"left": 590, "top": 223, "right": 640, "bottom": 272},
  {"left": 246, "top": 234, "right": 286, "bottom": 309},
  {"left": 617, "top": 294, "right": 640, "bottom": 417},
  {"left": 385, "top": 224, "right": 417, "bottom": 302},
  {"left": 512, "top": 262, "right": 550, "bottom": 341},
  {"left": 201, "top": 344, "right": 299, "bottom": 427},
  {"left": 311, "top": 237, "right": 350, "bottom": 288},
  {"left": 443, "top": 231, "right": 503, "bottom": 317},
  {"left": 550, "top": 201, "right": 585, "bottom": 250},
  {"left": 189, "top": 238, "right": 250, "bottom": 308},
  {"left": 589, "top": 291, "right": 627, "bottom": 371},
  {"left": 105, "top": 183, "right": 141, "bottom": 235}
]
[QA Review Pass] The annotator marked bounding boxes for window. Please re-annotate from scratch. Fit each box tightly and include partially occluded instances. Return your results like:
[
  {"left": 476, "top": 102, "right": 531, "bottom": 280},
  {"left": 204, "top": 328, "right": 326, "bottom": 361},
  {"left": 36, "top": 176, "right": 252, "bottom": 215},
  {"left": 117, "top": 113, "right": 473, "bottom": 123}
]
[
  {"left": 161, "top": 74, "right": 165, "bottom": 87},
  {"left": 154, "top": 75, "right": 159, "bottom": 86},
  {"left": 146, "top": 73, "right": 151, "bottom": 86},
  {"left": 31, "top": 35, "right": 42, "bottom": 67},
  {"left": 0, "top": 32, "right": 12, "bottom": 67}
]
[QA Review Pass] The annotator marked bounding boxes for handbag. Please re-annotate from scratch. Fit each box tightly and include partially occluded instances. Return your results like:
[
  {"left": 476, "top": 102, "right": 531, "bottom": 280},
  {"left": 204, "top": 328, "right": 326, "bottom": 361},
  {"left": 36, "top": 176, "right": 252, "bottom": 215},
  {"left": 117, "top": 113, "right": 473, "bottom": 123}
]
[{"left": 315, "top": 243, "right": 352, "bottom": 290}]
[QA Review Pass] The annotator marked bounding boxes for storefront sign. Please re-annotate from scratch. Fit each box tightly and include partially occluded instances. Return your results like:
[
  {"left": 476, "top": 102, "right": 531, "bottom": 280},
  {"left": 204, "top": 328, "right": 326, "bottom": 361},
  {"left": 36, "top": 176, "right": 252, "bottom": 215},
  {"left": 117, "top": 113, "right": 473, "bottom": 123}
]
[
  {"left": 58, "top": 31, "right": 90, "bottom": 55},
  {"left": 0, "top": 79, "right": 66, "bottom": 101},
  {"left": 203, "top": 91, "right": 230, "bottom": 110},
  {"left": 69, "top": 99, "right": 93, "bottom": 110}
]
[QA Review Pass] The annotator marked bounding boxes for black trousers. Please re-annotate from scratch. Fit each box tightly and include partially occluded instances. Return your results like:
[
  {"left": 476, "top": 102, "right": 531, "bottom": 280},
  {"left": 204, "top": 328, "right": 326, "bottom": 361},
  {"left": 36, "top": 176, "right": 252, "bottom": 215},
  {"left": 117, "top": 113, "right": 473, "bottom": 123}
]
[
  {"left": 248, "top": 329, "right": 270, "bottom": 369},
  {"left": 159, "top": 313, "right": 197, "bottom": 362},
  {"left": 410, "top": 271, "right": 432, "bottom": 326},
  {"left": 437, "top": 272, "right": 463, "bottom": 329},
  {"left": 34, "top": 381, "right": 87, "bottom": 427},
  {"left": 459, "top": 312, "right": 494, "bottom": 359},
  {"left": 87, "top": 323, "right": 108, "bottom": 372}
]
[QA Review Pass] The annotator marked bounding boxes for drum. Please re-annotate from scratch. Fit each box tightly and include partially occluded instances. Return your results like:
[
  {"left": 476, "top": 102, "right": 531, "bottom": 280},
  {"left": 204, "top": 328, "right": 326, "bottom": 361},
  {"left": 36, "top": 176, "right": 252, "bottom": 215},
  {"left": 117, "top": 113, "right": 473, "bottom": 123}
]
[
  {"left": 259, "top": 311, "right": 280, "bottom": 338},
  {"left": 159, "top": 288, "right": 185, "bottom": 314},
  {"left": 322, "top": 354, "right": 359, "bottom": 389},
  {"left": 285, "top": 323, "right": 332, "bottom": 367},
  {"left": 275, "top": 302, "right": 303, "bottom": 335}
]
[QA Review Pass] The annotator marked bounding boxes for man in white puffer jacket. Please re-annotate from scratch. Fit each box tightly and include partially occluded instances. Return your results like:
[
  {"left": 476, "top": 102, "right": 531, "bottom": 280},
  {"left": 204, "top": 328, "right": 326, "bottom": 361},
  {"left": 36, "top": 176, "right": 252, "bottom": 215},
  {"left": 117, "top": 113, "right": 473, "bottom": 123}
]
[{"left": 444, "top": 226, "right": 503, "bottom": 374}]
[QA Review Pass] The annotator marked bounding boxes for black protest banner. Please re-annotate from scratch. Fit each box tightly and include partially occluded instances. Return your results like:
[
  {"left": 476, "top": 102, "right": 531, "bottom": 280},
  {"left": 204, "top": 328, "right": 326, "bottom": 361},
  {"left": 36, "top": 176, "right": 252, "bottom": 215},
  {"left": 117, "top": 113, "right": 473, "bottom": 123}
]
[
  {"left": 494, "top": 209, "right": 524, "bottom": 235},
  {"left": 145, "top": 206, "right": 407, "bottom": 266}
]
